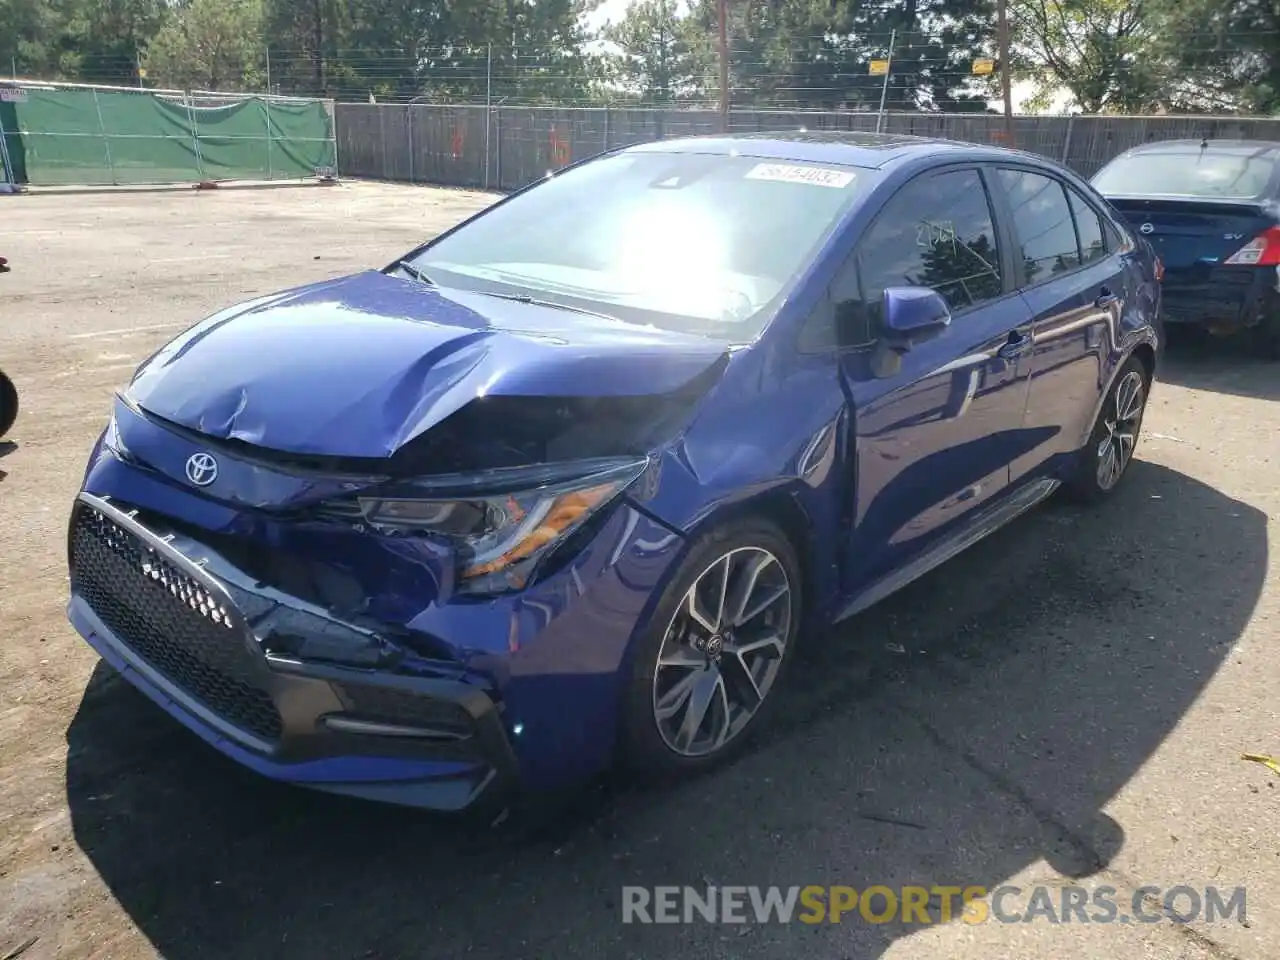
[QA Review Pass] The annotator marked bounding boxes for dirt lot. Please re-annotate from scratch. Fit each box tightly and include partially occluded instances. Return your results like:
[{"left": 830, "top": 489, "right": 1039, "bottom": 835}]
[{"left": 1, "top": 182, "right": 1278, "bottom": 960}]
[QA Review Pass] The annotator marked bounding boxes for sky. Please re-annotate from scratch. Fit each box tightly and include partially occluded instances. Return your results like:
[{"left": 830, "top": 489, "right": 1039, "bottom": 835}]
[{"left": 587, "top": 0, "right": 645, "bottom": 31}]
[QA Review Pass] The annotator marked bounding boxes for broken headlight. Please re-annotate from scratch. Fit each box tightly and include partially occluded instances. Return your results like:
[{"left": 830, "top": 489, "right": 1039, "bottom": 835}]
[{"left": 326, "top": 457, "right": 648, "bottom": 593}]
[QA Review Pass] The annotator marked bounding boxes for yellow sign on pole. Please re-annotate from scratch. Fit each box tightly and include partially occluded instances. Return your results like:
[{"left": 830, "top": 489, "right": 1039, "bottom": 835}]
[
  {"left": 138, "top": 67, "right": 148, "bottom": 78},
  {"left": 869, "top": 59, "right": 890, "bottom": 76},
  {"left": 972, "top": 58, "right": 995, "bottom": 76}
]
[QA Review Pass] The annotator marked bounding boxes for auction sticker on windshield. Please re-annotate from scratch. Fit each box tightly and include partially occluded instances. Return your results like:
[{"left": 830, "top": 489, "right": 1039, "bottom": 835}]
[{"left": 745, "top": 163, "right": 856, "bottom": 188}]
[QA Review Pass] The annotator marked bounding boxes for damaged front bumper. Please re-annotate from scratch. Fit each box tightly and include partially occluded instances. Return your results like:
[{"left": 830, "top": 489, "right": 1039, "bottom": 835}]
[
  {"left": 67, "top": 392, "right": 692, "bottom": 808},
  {"left": 67, "top": 493, "right": 523, "bottom": 811}
]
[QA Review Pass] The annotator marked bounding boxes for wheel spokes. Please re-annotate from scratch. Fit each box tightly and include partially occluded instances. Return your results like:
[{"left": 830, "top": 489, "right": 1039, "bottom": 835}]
[
  {"left": 1114, "top": 379, "right": 1132, "bottom": 423},
  {"left": 1097, "top": 441, "right": 1121, "bottom": 488},
  {"left": 687, "top": 554, "right": 731, "bottom": 633},
  {"left": 727, "top": 632, "right": 786, "bottom": 660},
  {"left": 652, "top": 546, "right": 792, "bottom": 758},
  {"left": 725, "top": 551, "right": 776, "bottom": 626},
  {"left": 673, "top": 668, "right": 728, "bottom": 752},
  {"left": 719, "top": 651, "right": 763, "bottom": 711},
  {"left": 658, "top": 645, "right": 705, "bottom": 669},
  {"left": 1114, "top": 430, "right": 1136, "bottom": 459},
  {"left": 1096, "top": 371, "right": 1145, "bottom": 490},
  {"left": 1116, "top": 375, "right": 1144, "bottom": 422},
  {"left": 655, "top": 669, "right": 699, "bottom": 721}
]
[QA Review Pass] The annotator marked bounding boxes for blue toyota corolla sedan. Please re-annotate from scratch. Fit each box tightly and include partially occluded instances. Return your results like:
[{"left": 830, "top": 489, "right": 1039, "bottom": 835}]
[{"left": 67, "top": 132, "right": 1162, "bottom": 811}]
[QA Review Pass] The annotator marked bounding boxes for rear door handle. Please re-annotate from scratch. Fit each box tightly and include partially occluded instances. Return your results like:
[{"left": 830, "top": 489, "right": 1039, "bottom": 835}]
[
  {"left": 997, "top": 330, "right": 1032, "bottom": 360},
  {"left": 1095, "top": 287, "right": 1119, "bottom": 308}
]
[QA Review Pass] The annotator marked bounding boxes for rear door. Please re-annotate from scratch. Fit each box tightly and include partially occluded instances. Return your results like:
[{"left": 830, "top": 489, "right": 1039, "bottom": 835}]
[{"left": 989, "top": 166, "right": 1126, "bottom": 484}]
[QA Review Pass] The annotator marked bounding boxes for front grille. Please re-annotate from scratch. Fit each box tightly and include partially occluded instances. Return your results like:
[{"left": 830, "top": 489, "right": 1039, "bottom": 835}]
[{"left": 70, "top": 504, "right": 284, "bottom": 743}]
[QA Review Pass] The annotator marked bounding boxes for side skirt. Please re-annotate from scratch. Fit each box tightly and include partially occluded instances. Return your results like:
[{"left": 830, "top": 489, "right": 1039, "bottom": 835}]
[{"left": 832, "top": 477, "right": 1060, "bottom": 624}]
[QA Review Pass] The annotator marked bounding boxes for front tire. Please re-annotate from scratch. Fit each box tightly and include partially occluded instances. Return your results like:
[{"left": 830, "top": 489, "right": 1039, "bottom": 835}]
[
  {"left": 1063, "top": 356, "right": 1149, "bottom": 503},
  {"left": 620, "top": 517, "right": 802, "bottom": 779}
]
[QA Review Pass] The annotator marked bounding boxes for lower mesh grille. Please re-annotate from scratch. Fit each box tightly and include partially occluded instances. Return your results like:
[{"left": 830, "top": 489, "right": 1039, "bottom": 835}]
[
  {"left": 339, "top": 684, "right": 475, "bottom": 737},
  {"left": 70, "top": 503, "right": 283, "bottom": 743}
]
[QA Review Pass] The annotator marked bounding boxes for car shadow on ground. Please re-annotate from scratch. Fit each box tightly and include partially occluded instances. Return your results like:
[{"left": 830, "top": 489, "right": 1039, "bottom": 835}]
[
  {"left": 64, "top": 460, "right": 1266, "bottom": 958},
  {"left": 1158, "top": 334, "right": 1280, "bottom": 402}
]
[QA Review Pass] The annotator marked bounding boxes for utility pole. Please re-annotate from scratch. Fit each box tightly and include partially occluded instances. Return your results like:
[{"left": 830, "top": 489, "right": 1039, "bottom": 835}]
[
  {"left": 485, "top": 42, "right": 493, "bottom": 189},
  {"left": 656, "top": 19, "right": 670, "bottom": 138},
  {"left": 717, "top": 0, "right": 729, "bottom": 132},
  {"left": 874, "top": 29, "right": 896, "bottom": 134},
  {"left": 997, "top": 0, "right": 1014, "bottom": 147}
]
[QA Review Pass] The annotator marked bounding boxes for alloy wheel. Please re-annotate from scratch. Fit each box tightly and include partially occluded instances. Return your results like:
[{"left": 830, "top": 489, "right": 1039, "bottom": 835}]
[
  {"left": 1096, "top": 370, "right": 1145, "bottom": 490},
  {"left": 652, "top": 546, "right": 792, "bottom": 758}
]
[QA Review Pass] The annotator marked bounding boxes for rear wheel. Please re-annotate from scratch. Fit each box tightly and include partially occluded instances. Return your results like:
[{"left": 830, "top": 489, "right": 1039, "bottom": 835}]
[
  {"left": 620, "top": 518, "right": 801, "bottom": 778},
  {"left": 0, "top": 371, "right": 17, "bottom": 439},
  {"left": 1063, "top": 357, "right": 1149, "bottom": 503}
]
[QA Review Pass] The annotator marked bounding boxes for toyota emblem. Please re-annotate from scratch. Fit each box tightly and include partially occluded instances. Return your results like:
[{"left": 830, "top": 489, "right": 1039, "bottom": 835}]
[
  {"left": 185, "top": 452, "right": 219, "bottom": 487},
  {"left": 1139, "top": 222, "right": 1155, "bottom": 235}
]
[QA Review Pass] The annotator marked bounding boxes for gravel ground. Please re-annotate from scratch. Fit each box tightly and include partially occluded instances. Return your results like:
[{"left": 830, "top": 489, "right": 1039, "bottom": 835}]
[{"left": 0, "top": 181, "right": 1277, "bottom": 960}]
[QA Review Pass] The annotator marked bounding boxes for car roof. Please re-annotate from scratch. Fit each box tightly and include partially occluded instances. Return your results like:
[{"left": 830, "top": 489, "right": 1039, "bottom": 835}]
[
  {"left": 620, "top": 130, "right": 1038, "bottom": 171},
  {"left": 1122, "top": 138, "right": 1280, "bottom": 159}
]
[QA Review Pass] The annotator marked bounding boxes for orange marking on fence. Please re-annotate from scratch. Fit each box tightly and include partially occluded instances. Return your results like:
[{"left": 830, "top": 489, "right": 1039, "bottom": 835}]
[{"left": 549, "top": 127, "right": 571, "bottom": 167}]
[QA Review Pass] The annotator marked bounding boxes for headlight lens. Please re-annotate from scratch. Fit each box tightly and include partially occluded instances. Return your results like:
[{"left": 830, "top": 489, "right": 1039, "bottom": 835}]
[
  {"left": 332, "top": 458, "right": 648, "bottom": 592},
  {"left": 100, "top": 406, "right": 134, "bottom": 464}
]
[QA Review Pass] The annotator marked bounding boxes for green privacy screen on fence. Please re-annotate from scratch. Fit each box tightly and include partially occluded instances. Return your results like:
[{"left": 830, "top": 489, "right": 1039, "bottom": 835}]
[{"left": 0, "top": 83, "right": 337, "bottom": 187}]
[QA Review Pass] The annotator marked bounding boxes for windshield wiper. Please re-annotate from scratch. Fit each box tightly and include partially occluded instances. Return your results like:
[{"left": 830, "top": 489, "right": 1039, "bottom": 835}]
[
  {"left": 476, "top": 291, "right": 624, "bottom": 323},
  {"left": 393, "top": 260, "right": 434, "bottom": 285}
]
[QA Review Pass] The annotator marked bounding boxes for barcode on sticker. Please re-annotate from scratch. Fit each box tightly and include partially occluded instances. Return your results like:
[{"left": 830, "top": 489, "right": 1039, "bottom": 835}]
[{"left": 745, "top": 163, "right": 855, "bottom": 188}]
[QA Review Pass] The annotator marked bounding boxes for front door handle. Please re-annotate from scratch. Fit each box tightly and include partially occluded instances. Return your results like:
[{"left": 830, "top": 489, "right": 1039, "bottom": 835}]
[
  {"left": 1095, "top": 287, "right": 1119, "bottom": 308},
  {"left": 997, "top": 330, "right": 1032, "bottom": 360}
]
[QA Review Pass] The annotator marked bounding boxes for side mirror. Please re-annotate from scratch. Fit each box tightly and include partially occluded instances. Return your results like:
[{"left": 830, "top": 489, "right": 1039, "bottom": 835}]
[{"left": 881, "top": 286, "right": 950, "bottom": 351}]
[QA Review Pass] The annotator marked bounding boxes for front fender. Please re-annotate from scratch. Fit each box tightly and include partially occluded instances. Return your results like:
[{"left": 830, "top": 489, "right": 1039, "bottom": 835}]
[{"left": 636, "top": 346, "right": 850, "bottom": 619}]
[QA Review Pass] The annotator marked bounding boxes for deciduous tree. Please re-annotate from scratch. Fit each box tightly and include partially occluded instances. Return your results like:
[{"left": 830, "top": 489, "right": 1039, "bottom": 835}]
[{"left": 145, "top": 0, "right": 266, "bottom": 91}]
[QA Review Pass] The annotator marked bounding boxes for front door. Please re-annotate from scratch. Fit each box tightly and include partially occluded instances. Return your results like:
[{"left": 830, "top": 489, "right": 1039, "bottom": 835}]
[{"left": 834, "top": 166, "right": 1037, "bottom": 591}]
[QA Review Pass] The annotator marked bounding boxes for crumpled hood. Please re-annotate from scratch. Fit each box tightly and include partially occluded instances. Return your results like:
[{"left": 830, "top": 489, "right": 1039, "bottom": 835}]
[{"left": 126, "top": 270, "right": 730, "bottom": 458}]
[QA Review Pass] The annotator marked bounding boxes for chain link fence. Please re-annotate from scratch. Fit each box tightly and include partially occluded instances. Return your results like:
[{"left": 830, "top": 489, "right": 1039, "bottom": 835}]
[{"left": 335, "top": 103, "right": 1280, "bottom": 191}]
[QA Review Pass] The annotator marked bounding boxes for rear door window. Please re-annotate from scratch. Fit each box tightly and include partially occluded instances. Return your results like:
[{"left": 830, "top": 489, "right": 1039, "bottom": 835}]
[
  {"left": 1066, "top": 187, "right": 1107, "bottom": 265},
  {"left": 996, "top": 169, "right": 1081, "bottom": 284}
]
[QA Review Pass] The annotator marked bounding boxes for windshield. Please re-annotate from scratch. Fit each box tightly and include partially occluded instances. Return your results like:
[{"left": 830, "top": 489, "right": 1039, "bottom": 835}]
[
  {"left": 1092, "top": 150, "right": 1276, "bottom": 200},
  {"left": 407, "top": 151, "right": 870, "bottom": 339}
]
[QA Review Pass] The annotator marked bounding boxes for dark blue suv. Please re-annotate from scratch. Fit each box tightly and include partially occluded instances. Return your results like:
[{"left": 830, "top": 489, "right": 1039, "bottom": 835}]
[{"left": 66, "top": 133, "right": 1162, "bottom": 810}]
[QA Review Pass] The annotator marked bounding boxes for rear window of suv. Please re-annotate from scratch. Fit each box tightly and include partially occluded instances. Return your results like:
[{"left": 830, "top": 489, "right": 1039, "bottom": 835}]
[{"left": 1092, "top": 151, "right": 1275, "bottom": 200}]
